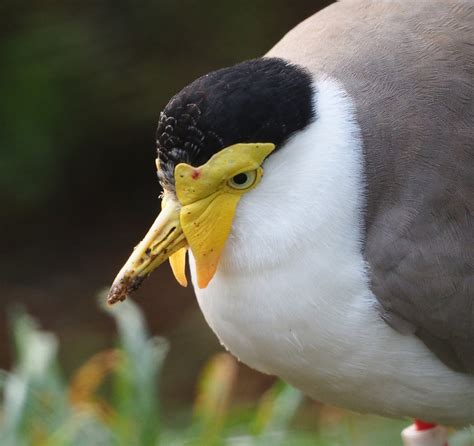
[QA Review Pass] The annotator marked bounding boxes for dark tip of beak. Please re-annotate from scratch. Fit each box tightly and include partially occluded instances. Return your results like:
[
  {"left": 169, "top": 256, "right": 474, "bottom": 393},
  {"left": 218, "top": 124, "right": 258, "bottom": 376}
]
[{"left": 107, "top": 274, "right": 146, "bottom": 305}]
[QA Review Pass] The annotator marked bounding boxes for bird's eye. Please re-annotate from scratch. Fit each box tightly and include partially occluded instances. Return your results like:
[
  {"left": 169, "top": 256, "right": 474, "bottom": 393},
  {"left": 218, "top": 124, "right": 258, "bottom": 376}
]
[{"left": 228, "top": 170, "right": 257, "bottom": 190}]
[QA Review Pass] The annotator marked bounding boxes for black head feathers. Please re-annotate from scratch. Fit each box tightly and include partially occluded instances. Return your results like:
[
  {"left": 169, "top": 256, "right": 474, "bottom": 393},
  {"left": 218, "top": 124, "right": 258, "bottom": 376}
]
[{"left": 156, "top": 57, "right": 315, "bottom": 189}]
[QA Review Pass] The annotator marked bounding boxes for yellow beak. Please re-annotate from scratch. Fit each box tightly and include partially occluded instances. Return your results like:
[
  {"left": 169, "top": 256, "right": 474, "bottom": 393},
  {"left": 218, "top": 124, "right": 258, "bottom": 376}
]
[
  {"left": 107, "top": 197, "right": 186, "bottom": 304},
  {"left": 107, "top": 188, "right": 244, "bottom": 305},
  {"left": 107, "top": 142, "right": 275, "bottom": 305}
]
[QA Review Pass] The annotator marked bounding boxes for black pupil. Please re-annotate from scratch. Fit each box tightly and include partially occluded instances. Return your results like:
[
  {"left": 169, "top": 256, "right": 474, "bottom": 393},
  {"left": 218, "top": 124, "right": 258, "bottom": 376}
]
[{"left": 232, "top": 173, "right": 248, "bottom": 185}]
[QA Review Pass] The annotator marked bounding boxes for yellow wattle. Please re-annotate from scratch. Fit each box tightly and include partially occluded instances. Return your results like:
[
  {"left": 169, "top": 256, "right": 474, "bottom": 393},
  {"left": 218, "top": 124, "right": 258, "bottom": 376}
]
[
  {"left": 174, "top": 142, "right": 276, "bottom": 288},
  {"left": 169, "top": 247, "right": 188, "bottom": 287},
  {"left": 180, "top": 192, "right": 241, "bottom": 288}
]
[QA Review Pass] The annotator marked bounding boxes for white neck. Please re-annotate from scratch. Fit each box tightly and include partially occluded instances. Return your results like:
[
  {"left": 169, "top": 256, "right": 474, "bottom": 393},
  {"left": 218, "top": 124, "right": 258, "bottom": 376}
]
[
  {"left": 219, "top": 77, "right": 365, "bottom": 275},
  {"left": 190, "top": 77, "right": 474, "bottom": 426}
]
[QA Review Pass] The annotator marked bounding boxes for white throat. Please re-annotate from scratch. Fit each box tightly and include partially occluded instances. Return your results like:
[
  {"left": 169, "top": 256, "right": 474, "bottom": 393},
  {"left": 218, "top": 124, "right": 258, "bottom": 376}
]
[
  {"left": 218, "top": 77, "right": 365, "bottom": 274},
  {"left": 189, "top": 77, "right": 474, "bottom": 425}
]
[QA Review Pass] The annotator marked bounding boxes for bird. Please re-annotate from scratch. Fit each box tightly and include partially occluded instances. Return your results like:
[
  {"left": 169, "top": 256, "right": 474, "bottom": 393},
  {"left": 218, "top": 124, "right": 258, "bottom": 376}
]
[{"left": 107, "top": 1, "right": 474, "bottom": 444}]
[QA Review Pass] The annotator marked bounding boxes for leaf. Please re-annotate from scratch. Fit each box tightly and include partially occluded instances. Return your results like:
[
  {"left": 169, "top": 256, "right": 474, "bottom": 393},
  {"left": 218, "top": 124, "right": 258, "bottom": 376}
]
[
  {"left": 103, "top": 298, "right": 168, "bottom": 446},
  {"left": 69, "top": 349, "right": 120, "bottom": 421},
  {"left": 251, "top": 380, "right": 304, "bottom": 445},
  {"left": 193, "top": 353, "right": 238, "bottom": 446}
]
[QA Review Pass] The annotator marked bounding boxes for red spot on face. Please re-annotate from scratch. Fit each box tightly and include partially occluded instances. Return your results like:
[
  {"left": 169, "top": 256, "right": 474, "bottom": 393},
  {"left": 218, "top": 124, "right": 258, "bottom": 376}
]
[{"left": 192, "top": 169, "right": 200, "bottom": 180}]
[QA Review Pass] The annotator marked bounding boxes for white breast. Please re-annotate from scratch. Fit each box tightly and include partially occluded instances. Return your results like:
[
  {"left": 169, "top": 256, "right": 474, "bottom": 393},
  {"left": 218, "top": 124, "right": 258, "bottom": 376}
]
[{"left": 190, "top": 77, "right": 474, "bottom": 426}]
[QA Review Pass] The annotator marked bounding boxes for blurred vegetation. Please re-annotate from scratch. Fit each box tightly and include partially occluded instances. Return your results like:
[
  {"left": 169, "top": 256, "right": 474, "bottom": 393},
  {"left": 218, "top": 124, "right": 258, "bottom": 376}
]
[{"left": 0, "top": 298, "right": 421, "bottom": 446}]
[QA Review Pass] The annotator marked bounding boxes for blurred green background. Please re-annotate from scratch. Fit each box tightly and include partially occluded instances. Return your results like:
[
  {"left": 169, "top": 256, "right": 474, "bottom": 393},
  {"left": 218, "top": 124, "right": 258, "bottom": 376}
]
[{"left": 2, "top": 1, "right": 471, "bottom": 444}]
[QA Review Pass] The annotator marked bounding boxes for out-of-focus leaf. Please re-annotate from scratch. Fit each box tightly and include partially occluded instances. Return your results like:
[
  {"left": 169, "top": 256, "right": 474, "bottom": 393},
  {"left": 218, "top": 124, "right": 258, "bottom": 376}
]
[
  {"left": 104, "top": 298, "right": 168, "bottom": 446},
  {"left": 251, "top": 380, "right": 303, "bottom": 445},
  {"left": 193, "top": 352, "right": 238, "bottom": 446},
  {"left": 69, "top": 349, "right": 120, "bottom": 421},
  {"left": 0, "top": 310, "right": 67, "bottom": 445}
]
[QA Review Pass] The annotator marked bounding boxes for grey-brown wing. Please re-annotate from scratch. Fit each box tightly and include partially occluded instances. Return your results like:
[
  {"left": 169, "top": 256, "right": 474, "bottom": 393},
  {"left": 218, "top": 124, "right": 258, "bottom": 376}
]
[
  {"left": 358, "top": 0, "right": 474, "bottom": 375},
  {"left": 365, "top": 186, "right": 474, "bottom": 374}
]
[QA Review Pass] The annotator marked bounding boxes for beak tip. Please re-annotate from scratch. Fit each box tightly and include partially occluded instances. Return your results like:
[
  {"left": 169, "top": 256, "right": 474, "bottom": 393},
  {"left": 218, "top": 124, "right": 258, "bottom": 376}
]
[
  {"left": 106, "top": 282, "right": 128, "bottom": 305},
  {"left": 106, "top": 273, "right": 146, "bottom": 305}
]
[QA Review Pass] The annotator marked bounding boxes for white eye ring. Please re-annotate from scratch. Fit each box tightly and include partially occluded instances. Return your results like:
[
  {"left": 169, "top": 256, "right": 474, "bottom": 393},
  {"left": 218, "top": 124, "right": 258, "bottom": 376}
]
[{"left": 228, "top": 170, "right": 258, "bottom": 190}]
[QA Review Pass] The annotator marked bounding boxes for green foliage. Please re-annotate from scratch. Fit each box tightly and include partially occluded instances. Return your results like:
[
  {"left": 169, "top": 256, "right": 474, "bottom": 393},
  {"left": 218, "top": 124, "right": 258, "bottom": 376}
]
[
  {"left": 0, "top": 300, "right": 311, "bottom": 446},
  {"left": 107, "top": 301, "right": 167, "bottom": 445},
  {"left": 2, "top": 300, "right": 470, "bottom": 446}
]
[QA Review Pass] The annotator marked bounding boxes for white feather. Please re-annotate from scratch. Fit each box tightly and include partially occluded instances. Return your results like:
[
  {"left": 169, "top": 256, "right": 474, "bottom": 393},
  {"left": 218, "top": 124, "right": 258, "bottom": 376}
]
[{"left": 189, "top": 77, "right": 474, "bottom": 426}]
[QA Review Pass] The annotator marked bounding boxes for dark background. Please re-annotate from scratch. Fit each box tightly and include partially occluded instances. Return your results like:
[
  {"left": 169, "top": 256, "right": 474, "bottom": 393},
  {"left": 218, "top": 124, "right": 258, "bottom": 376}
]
[{"left": 1, "top": 0, "right": 333, "bottom": 411}]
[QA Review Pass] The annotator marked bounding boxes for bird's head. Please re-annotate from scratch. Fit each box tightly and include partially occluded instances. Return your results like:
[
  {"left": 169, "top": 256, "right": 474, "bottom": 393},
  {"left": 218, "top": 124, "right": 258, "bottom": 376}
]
[{"left": 107, "top": 57, "right": 315, "bottom": 304}]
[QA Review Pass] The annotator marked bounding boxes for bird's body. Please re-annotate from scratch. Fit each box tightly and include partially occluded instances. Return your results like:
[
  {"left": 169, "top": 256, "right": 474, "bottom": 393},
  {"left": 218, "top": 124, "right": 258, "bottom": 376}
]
[
  {"left": 194, "top": 76, "right": 474, "bottom": 426},
  {"left": 108, "top": 0, "right": 474, "bottom": 430}
]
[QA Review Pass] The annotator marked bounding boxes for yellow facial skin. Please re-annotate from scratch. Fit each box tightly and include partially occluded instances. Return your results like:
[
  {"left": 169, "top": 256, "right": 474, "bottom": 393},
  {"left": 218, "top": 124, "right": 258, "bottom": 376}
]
[{"left": 107, "top": 143, "right": 275, "bottom": 304}]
